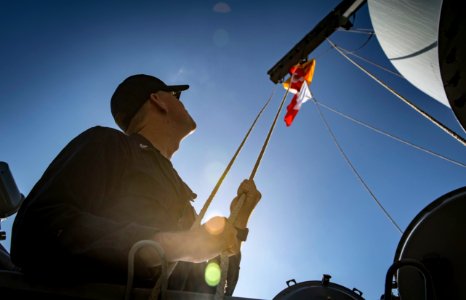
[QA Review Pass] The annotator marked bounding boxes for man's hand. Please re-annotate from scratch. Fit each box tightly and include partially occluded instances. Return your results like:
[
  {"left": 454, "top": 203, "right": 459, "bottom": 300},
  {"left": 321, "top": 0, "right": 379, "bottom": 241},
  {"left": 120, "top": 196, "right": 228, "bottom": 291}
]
[
  {"left": 149, "top": 217, "right": 239, "bottom": 265},
  {"left": 140, "top": 180, "right": 261, "bottom": 268},
  {"left": 199, "top": 216, "right": 240, "bottom": 258},
  {"left": 230, "top": 179, "right": 261, "bottom": 229}
]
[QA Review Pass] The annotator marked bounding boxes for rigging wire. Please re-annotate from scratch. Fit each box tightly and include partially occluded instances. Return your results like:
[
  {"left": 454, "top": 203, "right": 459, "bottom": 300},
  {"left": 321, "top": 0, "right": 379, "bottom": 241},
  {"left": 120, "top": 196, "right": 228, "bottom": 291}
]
[
  {"left": 314, "top": 46, "right": 334, "bottom": 60},
  {"left": 338, "top": 46, "right": 404, "bottom": 79},
  {"left": 338, "top": 30, "right": 374, "bottom": 53},
  {"left": 312, "top": 96, "right": 404, "bottom": 234},
  {"left": 350, "top": 33, "right": 373, "bottom": 52},
  {"left": 328, "top": 39, "right": 466, "bottom": 147},
  {"left": 335, "top": 26, "right": 374, "bottom": 53},
  {"left": 315, "top": 99, "right": 466, "bottom": 168},
  {"left": 337, "top": 28, "right": 375, "bottom": 35}
]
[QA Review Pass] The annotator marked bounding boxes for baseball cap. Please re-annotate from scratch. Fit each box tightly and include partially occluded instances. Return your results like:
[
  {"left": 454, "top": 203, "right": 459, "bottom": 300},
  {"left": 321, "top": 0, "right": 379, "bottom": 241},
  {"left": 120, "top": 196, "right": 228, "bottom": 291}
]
[{"left": 111, "top": 74, "right": 189, "bottom": 131}]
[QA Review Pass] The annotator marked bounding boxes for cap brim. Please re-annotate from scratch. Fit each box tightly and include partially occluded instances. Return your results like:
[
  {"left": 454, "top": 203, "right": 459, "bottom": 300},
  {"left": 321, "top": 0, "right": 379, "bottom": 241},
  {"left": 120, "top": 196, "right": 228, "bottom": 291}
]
[{"left": 166, "top": 84, "right": 189, "bottom": 92}]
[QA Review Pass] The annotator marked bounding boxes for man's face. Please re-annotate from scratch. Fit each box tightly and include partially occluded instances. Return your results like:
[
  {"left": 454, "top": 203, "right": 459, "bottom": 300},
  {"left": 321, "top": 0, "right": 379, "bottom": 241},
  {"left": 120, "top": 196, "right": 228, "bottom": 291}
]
[{"left": 160, "top": 90, "right": 197, "bottom": 136}]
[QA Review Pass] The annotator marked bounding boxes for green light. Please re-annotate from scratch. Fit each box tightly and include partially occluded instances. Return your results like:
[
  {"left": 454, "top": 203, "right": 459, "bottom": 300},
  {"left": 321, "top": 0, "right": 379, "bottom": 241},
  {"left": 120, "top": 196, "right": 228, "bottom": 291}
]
[{"left": 204, "top": 261, "right": 221, "bottom": 287}]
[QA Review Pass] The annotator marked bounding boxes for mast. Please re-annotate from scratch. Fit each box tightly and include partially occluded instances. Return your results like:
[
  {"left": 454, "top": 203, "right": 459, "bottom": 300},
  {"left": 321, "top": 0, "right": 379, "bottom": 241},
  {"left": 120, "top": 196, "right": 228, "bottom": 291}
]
[{"left": 267, "top": 0, "right": 366, "bottom": 84}]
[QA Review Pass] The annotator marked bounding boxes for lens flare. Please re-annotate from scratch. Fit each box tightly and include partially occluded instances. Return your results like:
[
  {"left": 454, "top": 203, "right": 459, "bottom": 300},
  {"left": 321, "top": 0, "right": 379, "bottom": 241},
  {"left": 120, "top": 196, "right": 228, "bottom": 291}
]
[
  {"left": 204, "top": 216, "right": 225, "bottom": 235},
  {"left": 203, "top": 160, "right": 226, "bottom": 187},
  {"left": 205, "top": 261, "right": 221, "bottom": 287},
  {"left": 213, "top": 29, "right": 229, "bottom": 47},
  {"left": 213, "top": 2, "right": 231, "bottom": 13}
]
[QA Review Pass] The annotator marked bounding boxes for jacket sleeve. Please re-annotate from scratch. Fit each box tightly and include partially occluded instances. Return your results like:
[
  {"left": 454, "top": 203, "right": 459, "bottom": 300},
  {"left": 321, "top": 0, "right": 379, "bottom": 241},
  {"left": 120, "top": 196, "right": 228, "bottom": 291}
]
[{"left": 12, "top": 127, "right": 159, "bottom": 276}]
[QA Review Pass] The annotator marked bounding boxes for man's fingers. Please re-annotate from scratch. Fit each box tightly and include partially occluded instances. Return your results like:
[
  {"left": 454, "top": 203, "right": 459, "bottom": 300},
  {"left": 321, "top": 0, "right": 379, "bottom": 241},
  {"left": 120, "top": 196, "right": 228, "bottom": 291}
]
[
  {"left": 237, "top": 179, "right": 261, "bottom": 200},
  {"left": 227, "top": 238, "right": 240, "bottom": 256},
  {"left": 224, "top": 226, "right": 240, "bottom": 256}
]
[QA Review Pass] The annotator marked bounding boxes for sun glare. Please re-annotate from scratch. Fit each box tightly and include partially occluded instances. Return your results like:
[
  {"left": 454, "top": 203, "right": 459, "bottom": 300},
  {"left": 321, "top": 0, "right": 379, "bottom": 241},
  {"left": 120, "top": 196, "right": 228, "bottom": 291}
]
[
  {"left": 204, "top": 216, "right": 226, "bottom": 235},
  {"left": 205, "top": 261, "right": 221, "bottom": 287}
]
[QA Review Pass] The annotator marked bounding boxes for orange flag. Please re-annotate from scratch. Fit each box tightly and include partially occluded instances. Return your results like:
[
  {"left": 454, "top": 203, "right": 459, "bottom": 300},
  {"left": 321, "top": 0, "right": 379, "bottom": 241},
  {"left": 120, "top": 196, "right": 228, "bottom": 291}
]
[{"left": 283, "top": 59, "right": 316, "bottom": 126}]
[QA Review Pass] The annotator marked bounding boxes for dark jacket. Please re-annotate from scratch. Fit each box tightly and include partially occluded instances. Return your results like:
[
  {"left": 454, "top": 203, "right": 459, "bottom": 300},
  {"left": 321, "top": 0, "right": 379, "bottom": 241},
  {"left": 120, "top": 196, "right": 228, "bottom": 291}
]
[{"left": 11, "top": 126, "right": 239, "bottom": 293}]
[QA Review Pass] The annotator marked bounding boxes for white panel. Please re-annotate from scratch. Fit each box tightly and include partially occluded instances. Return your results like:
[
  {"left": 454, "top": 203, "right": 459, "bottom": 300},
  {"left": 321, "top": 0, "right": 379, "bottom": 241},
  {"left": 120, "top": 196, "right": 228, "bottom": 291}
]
[{"left": 368, "top": 0, "right": 450, "bottom": 107}]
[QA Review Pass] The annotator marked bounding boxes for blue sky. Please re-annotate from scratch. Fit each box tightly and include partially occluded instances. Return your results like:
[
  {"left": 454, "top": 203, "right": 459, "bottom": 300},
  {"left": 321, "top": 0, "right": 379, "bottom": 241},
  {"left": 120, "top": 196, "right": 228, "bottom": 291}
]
[{"left": 1, "top": 1, "right": 465, "bottom": 299}]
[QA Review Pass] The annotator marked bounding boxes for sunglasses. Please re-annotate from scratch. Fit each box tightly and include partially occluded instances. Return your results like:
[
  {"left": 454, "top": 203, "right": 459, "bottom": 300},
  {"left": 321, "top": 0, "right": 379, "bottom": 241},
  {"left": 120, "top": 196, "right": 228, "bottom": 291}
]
[{"left": 170, "top": 91, "right": 181, "bottom": 99}]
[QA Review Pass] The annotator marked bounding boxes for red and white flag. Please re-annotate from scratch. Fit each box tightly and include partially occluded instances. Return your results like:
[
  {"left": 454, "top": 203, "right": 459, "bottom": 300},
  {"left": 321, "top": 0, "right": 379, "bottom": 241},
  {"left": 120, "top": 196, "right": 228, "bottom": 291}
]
[
  {"left": 284, "top": 82, "right": 313, "bottom": 126},
  {"left": 283, "top": 59, "right": 316, "bottom": 126}
]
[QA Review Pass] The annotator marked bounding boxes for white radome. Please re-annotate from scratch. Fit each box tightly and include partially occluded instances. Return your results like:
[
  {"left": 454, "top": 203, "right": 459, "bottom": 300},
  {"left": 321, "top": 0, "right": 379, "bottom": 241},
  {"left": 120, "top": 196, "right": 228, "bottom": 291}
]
[{"left": 368, "top": 0, "right": 449, "bottom": 107}]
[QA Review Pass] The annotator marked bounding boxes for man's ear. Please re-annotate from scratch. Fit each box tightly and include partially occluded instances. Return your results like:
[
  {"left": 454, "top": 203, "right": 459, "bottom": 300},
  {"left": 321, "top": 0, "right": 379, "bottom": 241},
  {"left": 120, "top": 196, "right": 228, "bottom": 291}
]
[{"left": 149, "top": 92, "right": 168, "bottom": 113}]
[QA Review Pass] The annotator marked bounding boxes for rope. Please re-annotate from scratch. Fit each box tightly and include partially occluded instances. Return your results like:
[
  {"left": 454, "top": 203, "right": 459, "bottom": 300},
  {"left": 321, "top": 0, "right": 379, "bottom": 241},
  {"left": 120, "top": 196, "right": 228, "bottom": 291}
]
[
  {"left": 215, "top": 86, "right": 292, "bottom": 299},
  {"left": 312, "top": 96, "right": 404, "bottom": 234},
  {"left": 339, "top": 47, "right": 404, "bottom": 79},
  {"left": 327, "top": 39, "right": 466, "bottom": 147},
  {"left": 315, "top": 100, "right": 466, "bottom": 168},
  {"left": 249, "top": 87, "right": 290, "bottom": 179},
  {"left": 125, "top": 240, "right": 168, "bottom": 300},
  {"left": 195, "top": 86, "right": 277, "bottom": 226},
  {"left": 165, "top": 86, "right": 277, "bottom": 285}
]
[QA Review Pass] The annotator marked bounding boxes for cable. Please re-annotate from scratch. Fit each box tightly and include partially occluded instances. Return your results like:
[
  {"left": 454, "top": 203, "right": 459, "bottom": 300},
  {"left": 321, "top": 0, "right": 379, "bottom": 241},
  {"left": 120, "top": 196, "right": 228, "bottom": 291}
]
[
  {"left": 315, "top": 100, "right": 466, "bottom": 168},
  {"left": 337, "top": 28, "right": 374, "bottom": 35},
  {"left": 328, "top": 39, "right": 466, "bottom": 147},
  {"left": 335, "top": 27, "right": 374, "bottom": 53},
  {"left": 314, "top": 46, "right": 334, "bottom": 60},
  {"left": 347, "top": 33, "right": 374, "bottom": 53},
  {"left": 338, "top": 46, "right": 404, "bottom": 79},
  {"left": 312, "top": 96, "right": 404, "bottom": 234}
]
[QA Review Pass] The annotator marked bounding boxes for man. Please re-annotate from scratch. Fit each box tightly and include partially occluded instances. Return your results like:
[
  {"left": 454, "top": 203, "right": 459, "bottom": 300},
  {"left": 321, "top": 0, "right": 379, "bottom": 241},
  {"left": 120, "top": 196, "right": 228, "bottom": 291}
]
[{"left": 11, "top": 74, "right": 261, "bottom": 294}]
